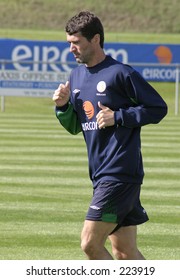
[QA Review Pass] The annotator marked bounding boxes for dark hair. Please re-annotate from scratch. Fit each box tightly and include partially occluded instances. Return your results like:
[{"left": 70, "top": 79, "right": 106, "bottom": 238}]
[{"left": 65, "top": 11, "right": 104, "bottom": 48}]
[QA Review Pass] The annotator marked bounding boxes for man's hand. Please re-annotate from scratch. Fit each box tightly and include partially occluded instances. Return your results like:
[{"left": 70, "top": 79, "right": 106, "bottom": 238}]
[
  {"left": 52, "top": 81, "right": 70, "bottom": 107},
  {"left": 96, "top": 101, "right": 115, "bottom": 129}
]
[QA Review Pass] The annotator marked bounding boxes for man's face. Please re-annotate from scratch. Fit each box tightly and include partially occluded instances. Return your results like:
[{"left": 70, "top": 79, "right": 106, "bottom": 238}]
[{"left": 66, "top": 32, "right": 95, "bottom": 65}]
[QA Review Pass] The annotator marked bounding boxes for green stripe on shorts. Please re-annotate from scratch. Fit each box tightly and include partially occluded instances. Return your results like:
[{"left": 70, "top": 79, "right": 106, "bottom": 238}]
[{"left": 102, "top": 213, "right": 117, "bottom": 223}]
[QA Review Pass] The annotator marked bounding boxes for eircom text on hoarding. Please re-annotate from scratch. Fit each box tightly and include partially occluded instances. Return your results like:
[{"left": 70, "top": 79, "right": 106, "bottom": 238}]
[{"left": 0, "top": 39, "right": 179, "bottom": 97}]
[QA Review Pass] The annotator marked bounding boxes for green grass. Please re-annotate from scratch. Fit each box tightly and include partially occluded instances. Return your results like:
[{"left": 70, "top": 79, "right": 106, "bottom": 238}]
[
  {"left": 0, "top": 0, "right": 179, "bottom": 33},
  {"left": 0, "top": 111, "right": 88, "bottom": 259},
  {"left": 1, "top": 28, "right": 180, "bottom": 44},
  {"left": 0, "top": 80, "right": 180, "bottom": 260}
]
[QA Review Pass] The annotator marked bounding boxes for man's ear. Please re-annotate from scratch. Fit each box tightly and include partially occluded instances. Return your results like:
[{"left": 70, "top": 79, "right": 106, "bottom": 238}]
[{"left": 92, "top": 34, "right": 100, "bottom": 45}]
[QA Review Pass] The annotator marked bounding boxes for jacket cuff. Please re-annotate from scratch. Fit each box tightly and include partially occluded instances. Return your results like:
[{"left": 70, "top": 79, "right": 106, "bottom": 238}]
[
  {"left": 114, "top": 110, "right": 122, "bottom": 126},
  {"left": 55, "top": 103, "right": 69, "bottom": 113}
]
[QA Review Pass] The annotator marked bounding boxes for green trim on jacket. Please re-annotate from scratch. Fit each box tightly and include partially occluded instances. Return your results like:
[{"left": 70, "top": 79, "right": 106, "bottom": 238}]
[{"left": 56, "top": 103, "right": 82, "bottom": 135}]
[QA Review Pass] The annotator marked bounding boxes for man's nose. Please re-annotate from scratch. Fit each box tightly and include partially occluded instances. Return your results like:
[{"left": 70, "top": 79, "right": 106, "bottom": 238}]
[{"left": 70, "top": 43, "right": 76, "bottom": 52}]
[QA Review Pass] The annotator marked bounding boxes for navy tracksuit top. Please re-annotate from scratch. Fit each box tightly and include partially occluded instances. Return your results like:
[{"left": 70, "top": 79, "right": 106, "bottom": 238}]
[{"left": 68, "top": 55, "right": 167, "bottom": 187}]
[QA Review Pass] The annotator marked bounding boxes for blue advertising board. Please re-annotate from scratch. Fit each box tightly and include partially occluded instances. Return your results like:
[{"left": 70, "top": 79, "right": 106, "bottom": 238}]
[{"left": 0, "top": 39, "right": 179, "bottom": 97}]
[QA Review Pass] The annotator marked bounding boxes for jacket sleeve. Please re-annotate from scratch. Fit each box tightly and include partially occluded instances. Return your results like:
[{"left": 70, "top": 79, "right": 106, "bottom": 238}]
[
  {"left": 55, "top": 103, "right": 82, "bottom": 135},
  {"left": 114, "top": 71, "right": 168, "bottom": 128}
]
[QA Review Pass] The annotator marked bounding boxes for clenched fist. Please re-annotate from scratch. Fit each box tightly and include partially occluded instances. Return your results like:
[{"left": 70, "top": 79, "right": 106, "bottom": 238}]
[{"left": 52, "top": 81, "right": 70, "bottom": 107}]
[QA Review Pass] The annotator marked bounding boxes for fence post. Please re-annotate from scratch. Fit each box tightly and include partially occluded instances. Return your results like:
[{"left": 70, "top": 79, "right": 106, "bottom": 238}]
[
  {"left": 0, "top": 60, "right": 5, "bottom": 112},
  {"left": 1, "top": 96, "right": 5, "bottom": 112},
  {"left": 175, "top": 65, "right": 179, "bottom": 115}
]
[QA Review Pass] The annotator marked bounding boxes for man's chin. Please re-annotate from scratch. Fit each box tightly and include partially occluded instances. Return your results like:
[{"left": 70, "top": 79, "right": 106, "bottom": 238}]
[{"left": 76, "top": 58, "right": 83, "bottom": 64}]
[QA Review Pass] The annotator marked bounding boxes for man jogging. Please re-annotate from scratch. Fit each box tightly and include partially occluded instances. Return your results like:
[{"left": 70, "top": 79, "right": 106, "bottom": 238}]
[{"left": 53, "top": 11, "right": 167, "bottom": 260}]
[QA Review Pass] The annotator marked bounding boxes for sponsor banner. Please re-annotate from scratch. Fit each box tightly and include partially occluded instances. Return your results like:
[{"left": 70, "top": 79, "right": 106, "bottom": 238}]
[
  {"left": 0, "top": 39, "right": 179, "bottom": 96},
  {"left": 0, "top": 69, "right": 69, "bottom": 97}
]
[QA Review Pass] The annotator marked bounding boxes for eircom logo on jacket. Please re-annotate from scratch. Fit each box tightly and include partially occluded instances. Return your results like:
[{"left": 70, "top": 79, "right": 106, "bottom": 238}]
[
  {"left": 83, "top": 101, "right": 95, "bottom": 120},
  {"left": 82, "top": 101, "right": 98, "bottom": 131}
]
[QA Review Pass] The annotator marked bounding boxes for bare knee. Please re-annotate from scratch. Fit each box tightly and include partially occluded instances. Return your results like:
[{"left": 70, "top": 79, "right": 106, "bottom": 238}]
[
  {"left": 81, "top": 220, "right": 115, "bottom": 259},
  {"left": 112, "top": 245, "right": 144, "bottom": 260},
  {"left": 81, "top": 234, "right": 105, "bottom": 259},
  {"left": 81, "top": 226, "right": 96, "bottom": 255},
  {"left": 81, "top": 226, "right": 105, "bottom": 258},
  {"left": 112, "top": 247, "right": 127, "bottom": 260},
  {"left": 81, "top": 237, "right": 96, "bottom": 255},
  {"left": 112, "top": 246, "right": 135, "bottom": 260}
]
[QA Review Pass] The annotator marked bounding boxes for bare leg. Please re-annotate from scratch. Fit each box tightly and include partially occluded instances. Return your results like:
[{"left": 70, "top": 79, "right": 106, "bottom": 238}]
[
  {"left": 81, "top": 220, "right": 117, "bottom": 260},
  {"left": 109, "top": 225, "right": 145, "bottom": 260}
]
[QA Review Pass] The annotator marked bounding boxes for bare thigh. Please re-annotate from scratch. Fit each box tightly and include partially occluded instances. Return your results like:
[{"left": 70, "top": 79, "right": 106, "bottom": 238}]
[
  {"left": 109, "top": 226, "right": 139, "bottom": 259},
  {"left": 81, "top": 220, "right": 117, "bottom": 246},
  {"left": 109, "top": 225, "right": 145, "bottom": 260}
]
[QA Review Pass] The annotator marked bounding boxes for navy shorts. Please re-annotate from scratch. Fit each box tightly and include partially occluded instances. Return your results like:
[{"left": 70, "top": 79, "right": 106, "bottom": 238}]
[{"left": 86, "top": 182, "right": 149, "bottom": 232}]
